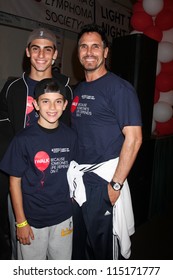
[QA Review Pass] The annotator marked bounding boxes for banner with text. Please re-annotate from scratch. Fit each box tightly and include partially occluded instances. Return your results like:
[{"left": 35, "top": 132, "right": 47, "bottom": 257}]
[
  {"left": 0, "top": 0, "right": 131, "bottom": 41},
  {"left": 0, "top": 0, "right": 94, "bottom": 33},
  {"left": 95, "top": 0, "right": 132, "bottom": 43}
]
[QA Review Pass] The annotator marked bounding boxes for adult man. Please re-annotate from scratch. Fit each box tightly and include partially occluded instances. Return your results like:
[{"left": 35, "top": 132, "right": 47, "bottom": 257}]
[
  {"left": 0, "top": 27, "right": 72, "bottom": 259},
  {"left": 69, "top": 23, "right": 142, "bottom": 260}
]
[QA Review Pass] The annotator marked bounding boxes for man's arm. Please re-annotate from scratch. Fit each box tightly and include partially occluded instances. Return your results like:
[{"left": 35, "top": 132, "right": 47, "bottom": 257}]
[
  {"left": 10, "top": 176, "right": 34, "bottom": 245},
  {"left": 108, "top": 125, "right": 142, "bottom": 205}
]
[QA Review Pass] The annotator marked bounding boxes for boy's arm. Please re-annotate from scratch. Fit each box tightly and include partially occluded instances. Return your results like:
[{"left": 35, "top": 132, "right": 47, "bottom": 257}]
[{"left": 10, "top": 176, "right": 34, "bottom": 245}]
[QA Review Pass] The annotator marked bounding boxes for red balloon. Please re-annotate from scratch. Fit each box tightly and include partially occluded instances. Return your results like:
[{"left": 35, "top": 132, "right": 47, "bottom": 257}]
[
  {"left": 156, "top": 72, "right": 173, "bottom": 92},
  {"left": 144, "top": 25, "right": 163, "bottom": 42},
  {"left": 133, "top": 2, "right": 144, "bottom": 13},
  {"left": 164, "top": 0, "right": 172, "bottom": 5},
  {"left": 161, "top": 61, "right": 173, "bottom": 73},
  {"left": 130, "top": 12, "right": 153, "bottom": 32},
  {"left": 164, "top": 0, "right": 173, "bottom": 11},
  {"left": 155, "top": 10, "right": 173, "bottom": 31},
  {"left": 156, "top": 118, "right": 173, "bottom": 136},
  {"left": 154, "top": 88, "right": 160, "bottom": 103},
  {"left": 34, "top": 151, "right": 50, "bottom": 172}
]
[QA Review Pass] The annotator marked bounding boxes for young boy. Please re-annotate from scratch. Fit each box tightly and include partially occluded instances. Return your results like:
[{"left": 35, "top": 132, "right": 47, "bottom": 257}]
[{"left": 0, "top": 78, "right": 77, "bottom": 260}]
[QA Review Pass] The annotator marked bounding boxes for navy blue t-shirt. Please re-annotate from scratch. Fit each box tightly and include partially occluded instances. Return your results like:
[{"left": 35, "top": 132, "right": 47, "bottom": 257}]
[
  {"left": 25, "top": 77, "right": 39, "bottom": 127},
  {"left": 0, "top": 122, "right": 77, "bottom": 228},
  {"left": 71, "top": 72, "right": 142, "bottom": 164}
]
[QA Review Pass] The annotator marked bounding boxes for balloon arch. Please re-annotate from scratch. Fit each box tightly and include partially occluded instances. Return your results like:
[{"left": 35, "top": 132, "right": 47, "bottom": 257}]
[{"left": 130, "top": 0, "right": 173, "bottom": 136}]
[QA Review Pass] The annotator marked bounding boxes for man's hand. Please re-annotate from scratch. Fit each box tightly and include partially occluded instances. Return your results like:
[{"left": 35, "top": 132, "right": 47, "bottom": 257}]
[{"left": 108, "top": 183, "right": 120, "bottom": 206}]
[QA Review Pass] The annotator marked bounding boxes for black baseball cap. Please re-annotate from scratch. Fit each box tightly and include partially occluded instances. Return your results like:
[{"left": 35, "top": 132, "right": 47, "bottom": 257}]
[{"left": 34, "top": 78, "right": 67, "bottom": 99}]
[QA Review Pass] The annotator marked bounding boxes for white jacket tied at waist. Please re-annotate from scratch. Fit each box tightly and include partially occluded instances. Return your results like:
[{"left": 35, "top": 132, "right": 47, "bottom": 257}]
[{"left": 67, "top": 158, "right": 135, "bottom": 259}]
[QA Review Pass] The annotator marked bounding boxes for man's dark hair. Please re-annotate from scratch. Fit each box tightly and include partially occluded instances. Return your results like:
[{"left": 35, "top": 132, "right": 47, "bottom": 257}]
[{"left": 77, "top": 23, "right": 109, "bottom": 48}]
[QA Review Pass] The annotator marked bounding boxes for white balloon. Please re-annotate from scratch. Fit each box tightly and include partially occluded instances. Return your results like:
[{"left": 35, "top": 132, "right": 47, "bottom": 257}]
[
  {"left": 156, "top": 60, "right": 161, "bottom": 75},
  {"left": 151, "top": 118, "right": 156, "bottom": 133},
  {"left": 162, "top": 28, "right": 173, "bottom": 44},
  {"left": 158, "top": 41, "right": 173, "bottom": 63},
  {"left": 130, "top": 30, "right": 143, "bottom": 35},
  {"left": 153, "top": 101, "right": 173, "bottom": 122},
  {"left": 159, "top": 90, "right": 173, "bottom": 105},
  {"left": 143, "top": 0, "right": 164, "bottom": 16}
]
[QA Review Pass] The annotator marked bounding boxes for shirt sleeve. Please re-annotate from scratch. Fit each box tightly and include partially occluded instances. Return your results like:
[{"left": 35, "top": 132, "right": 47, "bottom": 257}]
[
  {"left": 109, "top": 80, "right": 142, "bottom": 129},
  {"left": 0, "top": 134, "right": 27, "bottom": 177}
]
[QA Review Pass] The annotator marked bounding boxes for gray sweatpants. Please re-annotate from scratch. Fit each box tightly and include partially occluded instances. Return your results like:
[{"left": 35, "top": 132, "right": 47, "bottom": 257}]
[{"left": 17, "top": 217, "right": 73, "bottom": 260}]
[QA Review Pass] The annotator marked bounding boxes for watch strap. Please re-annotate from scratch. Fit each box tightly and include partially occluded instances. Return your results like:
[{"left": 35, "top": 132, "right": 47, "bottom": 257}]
[{"left": 110, "top": 180, "right": 123, "bottom": 190}]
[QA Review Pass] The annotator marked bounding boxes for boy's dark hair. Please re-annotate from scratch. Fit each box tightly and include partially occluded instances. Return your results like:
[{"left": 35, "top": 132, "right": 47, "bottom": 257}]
[
  {"left": 34, "top": 78, "right": 67, "bottom": 99},
  {"left": 77, "top": 23, "right": 109, "bottom": 48}
]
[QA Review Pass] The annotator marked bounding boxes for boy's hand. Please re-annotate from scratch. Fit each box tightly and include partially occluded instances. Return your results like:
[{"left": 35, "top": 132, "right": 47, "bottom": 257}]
[{"left": 17, "top": 225, "right": 34, "bottom": 245}]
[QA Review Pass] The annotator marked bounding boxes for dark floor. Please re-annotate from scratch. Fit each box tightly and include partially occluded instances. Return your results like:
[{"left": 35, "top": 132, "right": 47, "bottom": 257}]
[
  {"left": 130, "top": 202, "right": 173, "bottom": 260},
  {"left": 1, "top": 202, "right": 172, "bottom": 260}
]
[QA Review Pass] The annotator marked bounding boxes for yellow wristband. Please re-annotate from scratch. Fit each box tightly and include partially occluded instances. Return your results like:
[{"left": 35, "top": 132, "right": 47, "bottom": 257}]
[{"left": 16, "top": 220, "right": 28, "bottom": 228}]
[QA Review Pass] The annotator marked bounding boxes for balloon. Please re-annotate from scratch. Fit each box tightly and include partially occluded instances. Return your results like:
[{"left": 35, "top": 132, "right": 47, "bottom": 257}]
[
  {"left": 144, "top": 25, "right": 163, "bottom": 42},
  {"left": 130, "top": 30, "right": 143, "bottom": 35},
  {"left": 162, "top": 28, "right": 173, "bottom": 43},
  {"left": 151, "top": 118, "right": 156, "bottom": 133},
  {"left": 164, "top": 0, "right": 172, "bottom": 6},
  {"left": 155, "top": 10, "right": 173, "bottom": 31},
  {"left": 158, "top": 41, "right": 173, "bottom": 63},
  {"left": 143, "top": 0, "right": 164, "bottom": 16},
  {"left": 156, "top": 118, "right": 173, "bottom": 135},
  {"left": 154, "top": 88, "right": 160, "bottom": 103},
  {"left": 130, "top": 12, "right": 153, "bottom": 31},
  {"left": 156, "top": 60, "right": 161, "bottom": 76},
  {"left": 164, "top": 0, "right": 173, "bottom": 11},
  {"left": 159, "top": 90, "right": 173, "bottom": 105},
  {"left": 161, "top": 61, "right": 173, "bottom": 73},
  {"left": 133, "top": 2, "right": 144, "bottom": 13},
  {"left": 34, "top": 151, "right": 50, "bottom": 172},
  {"left": 153, "top": 101, "right": 173, "bottom": 122},
  {"left": 156, "top": 72, "right": 173, "bottom": 92}
]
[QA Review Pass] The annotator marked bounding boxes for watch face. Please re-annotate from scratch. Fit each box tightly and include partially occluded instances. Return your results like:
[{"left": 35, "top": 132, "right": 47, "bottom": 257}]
[
  {"left": 112, "top": 182, "right": 121, "bottom": 191},
  {"left": 110, "top": 180, "right": 122, "bottom": 191}
]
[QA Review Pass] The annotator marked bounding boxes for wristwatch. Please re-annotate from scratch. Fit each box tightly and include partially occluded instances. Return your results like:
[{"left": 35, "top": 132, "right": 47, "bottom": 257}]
[{"left": 110, "top": 180, "right": 123, "bottom": 191}]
